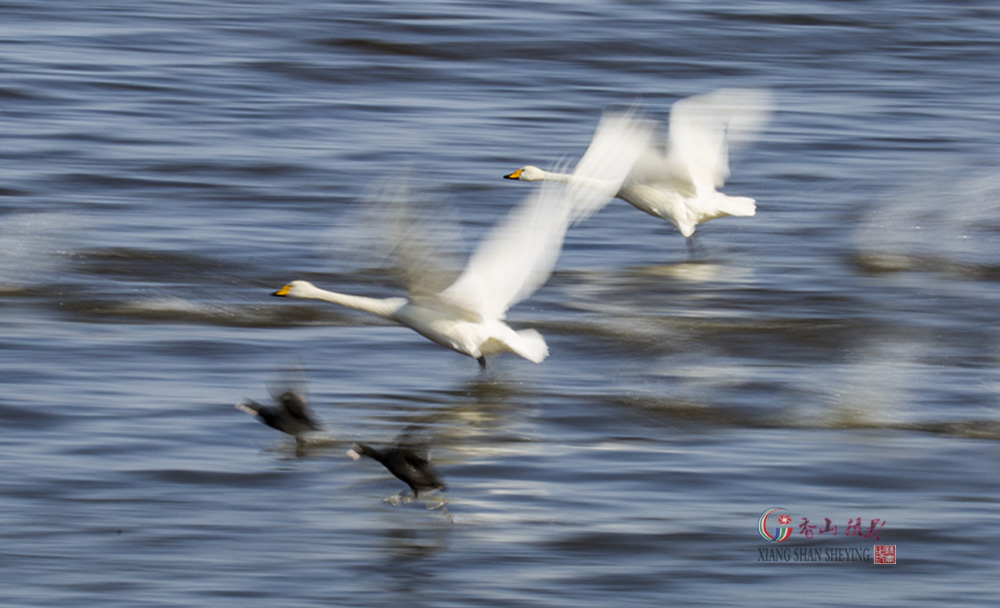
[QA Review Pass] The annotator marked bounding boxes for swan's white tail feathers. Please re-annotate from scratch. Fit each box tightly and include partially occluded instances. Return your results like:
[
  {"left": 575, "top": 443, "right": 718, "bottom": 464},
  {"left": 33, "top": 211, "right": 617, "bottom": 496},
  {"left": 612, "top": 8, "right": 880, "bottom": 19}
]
[
  {"left": 512, "top": 329, "right": 548, "bottom": 363},
  {"left": 717, "top": 194, "right": 756, "bottom": 217}
]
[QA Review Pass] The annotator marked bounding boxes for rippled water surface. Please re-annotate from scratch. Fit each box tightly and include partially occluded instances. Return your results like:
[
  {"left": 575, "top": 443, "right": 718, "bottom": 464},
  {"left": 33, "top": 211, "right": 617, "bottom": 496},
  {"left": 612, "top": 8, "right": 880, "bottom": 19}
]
[{"left": 2, "top": 1, "right": 1000, "bottom": 606}]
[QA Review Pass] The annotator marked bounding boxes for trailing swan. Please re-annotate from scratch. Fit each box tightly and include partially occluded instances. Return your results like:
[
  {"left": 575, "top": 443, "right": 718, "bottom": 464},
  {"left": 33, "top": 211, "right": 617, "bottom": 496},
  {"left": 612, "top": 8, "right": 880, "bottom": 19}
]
[{"left": 506, "top": 89, "right": 773, "bottom": 239}]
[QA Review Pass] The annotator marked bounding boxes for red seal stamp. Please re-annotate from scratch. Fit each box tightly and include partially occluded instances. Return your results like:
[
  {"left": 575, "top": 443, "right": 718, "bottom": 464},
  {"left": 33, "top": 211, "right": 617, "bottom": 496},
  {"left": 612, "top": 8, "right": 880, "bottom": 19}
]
[{"left": 874, "top": 545, "right": 896, "bottom": 565}]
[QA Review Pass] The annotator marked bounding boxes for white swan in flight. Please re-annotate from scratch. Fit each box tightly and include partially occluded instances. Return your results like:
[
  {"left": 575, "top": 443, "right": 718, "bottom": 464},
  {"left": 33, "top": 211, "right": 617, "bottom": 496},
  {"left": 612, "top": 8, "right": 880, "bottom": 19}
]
[
  {"left": 505, "top": 89, "right": 773, "bottom": 239},
  {"left": 273, "top": 185, "right": 567, "bottom": 368},
  {"left": 273, "top": 117, "right": 648, "bottom": 367}
]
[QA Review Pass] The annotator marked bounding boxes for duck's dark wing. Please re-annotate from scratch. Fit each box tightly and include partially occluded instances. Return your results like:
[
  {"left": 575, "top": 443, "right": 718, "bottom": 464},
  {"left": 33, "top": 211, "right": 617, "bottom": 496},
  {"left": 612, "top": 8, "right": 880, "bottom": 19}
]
[
  {"left": 399, "top": 450, "right": 445, "bottom": 492},
  {"left": 401, "top": 448, "right": 431, "bottom": 469},
  {"left": 278, "top": 390, "right": 322, "bottom": 431},
  {"left": 392, "top": 425, "right": 431, "bottom": 460}
]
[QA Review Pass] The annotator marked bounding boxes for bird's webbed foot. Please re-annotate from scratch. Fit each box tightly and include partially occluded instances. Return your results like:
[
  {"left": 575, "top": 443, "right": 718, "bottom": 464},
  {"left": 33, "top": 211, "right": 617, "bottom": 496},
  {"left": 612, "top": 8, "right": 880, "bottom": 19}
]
[
  {"left": 383, "top": 491, "right": 414, "bottom": 506},
  {"left": 424, "top": 493, "right": 453, "bottom": 522}
]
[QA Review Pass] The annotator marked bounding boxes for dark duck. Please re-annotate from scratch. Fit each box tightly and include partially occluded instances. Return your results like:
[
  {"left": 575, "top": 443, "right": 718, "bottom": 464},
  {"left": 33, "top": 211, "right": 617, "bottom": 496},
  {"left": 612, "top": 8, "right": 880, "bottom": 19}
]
[
  {"left": 347, "top": 430, "right": 446, "bottom": 502},
  {"left": 235, "top": 389, "right": 323, "bottom": 441}
]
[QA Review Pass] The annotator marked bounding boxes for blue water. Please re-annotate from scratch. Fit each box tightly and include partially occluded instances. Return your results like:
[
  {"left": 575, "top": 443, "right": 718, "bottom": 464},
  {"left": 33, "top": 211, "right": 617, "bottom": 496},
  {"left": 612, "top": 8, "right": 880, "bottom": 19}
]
[{"left": 2, "top": 1, "right": 999, "bottom": 606}]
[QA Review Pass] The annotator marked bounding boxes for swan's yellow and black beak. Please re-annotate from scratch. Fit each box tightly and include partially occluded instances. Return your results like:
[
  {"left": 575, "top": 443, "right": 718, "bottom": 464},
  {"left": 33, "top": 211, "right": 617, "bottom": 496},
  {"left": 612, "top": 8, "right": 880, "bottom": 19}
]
[
  {"left": 273, "top": 284, "right": 292, "bottom": 297},
  {"left": 504, "top": 169, "right": 523, "bottom": 180}
]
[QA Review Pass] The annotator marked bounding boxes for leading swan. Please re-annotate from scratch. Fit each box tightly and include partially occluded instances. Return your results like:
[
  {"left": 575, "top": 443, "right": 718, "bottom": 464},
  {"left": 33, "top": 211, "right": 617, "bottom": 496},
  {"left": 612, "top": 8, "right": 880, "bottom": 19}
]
[{"left": 273, "top": 185, "right": 564, "bottom": 368}]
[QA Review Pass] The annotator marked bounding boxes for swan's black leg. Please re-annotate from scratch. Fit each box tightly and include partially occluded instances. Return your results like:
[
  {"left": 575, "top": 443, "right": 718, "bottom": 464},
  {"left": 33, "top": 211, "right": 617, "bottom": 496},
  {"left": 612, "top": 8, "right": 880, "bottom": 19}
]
[
  {"left": 477, "top": 356, "right": 487, "bottom": 369},
  {"left": 685, "top": 234, "right": 704, "bottom": 259}
]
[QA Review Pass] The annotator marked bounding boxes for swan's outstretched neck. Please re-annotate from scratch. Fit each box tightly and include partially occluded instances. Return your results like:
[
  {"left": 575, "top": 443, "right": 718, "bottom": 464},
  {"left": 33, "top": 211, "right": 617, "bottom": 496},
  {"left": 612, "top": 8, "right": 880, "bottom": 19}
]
[
  {"left": 505, "top": 166, "right": 618, "bottom": 201},
  {"left": 505, "top": 166, "right": 573, "bottom": 183},
  {"left": 274, "top": 281, "right": 405, "bottom": 319},
  {"left": 539, "top": 169, "right": 573, "bottom": 183}
]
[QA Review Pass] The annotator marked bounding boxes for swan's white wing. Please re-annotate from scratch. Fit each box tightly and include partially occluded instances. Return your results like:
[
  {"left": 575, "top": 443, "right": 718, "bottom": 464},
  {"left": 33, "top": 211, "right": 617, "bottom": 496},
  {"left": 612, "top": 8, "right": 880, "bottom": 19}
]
[
  {"left": 369, "top": 182, "right": 463, "bottom": 298},
  {"left": 567, "top": 108, "right": 656, "bottom": 222},
  {"left": 440, "top": 181, "right": 574, "bottom": 319},
  {"left": 665, "top": 88, "right": 774, "bottom": 194}
]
